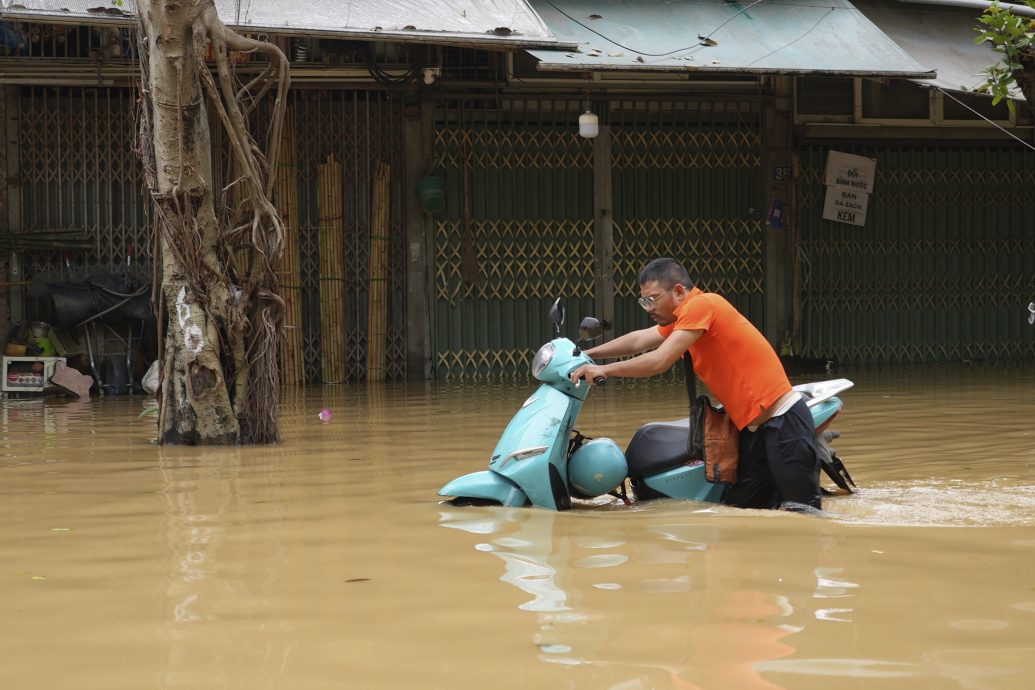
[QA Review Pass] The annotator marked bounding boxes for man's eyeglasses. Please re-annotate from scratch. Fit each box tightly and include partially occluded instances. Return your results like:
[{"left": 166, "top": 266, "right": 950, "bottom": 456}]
[{"left": 637, "top": 287, "right": 674, "bottom": 311}]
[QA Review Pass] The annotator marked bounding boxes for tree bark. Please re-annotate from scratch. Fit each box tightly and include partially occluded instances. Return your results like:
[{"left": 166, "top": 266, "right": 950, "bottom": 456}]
[
  {"left": 136, "top": 0, "right": 289, "bottom": 444},
  {"left": 1015, "top": 58, "right": 1035, "bottom": 119}
]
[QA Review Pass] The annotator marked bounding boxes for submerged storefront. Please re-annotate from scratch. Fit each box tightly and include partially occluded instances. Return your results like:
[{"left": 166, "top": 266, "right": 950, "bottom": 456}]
[{"left": 0, "top": 0, "right": 1032, "bottom": 386}]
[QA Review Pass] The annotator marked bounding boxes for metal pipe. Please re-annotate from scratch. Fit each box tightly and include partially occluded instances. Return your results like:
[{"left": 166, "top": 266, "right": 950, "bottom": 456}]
[{"left": 898, "top": 0, "right": 1035, "bottom": 17}]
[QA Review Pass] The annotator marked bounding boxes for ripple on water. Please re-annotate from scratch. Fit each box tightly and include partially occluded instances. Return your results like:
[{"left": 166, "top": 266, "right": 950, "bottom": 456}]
[
  {"left": 949, "top": 619, "right": 1009, "bottom": 631},
  {"left": 824, "top": 480, "right": 1035, "bottom": 527}
]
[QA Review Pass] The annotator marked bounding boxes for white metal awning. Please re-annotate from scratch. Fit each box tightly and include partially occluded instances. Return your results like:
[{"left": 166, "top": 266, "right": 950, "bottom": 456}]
[
  {"left": 525, "top": 0, "right": 935, "bottom": 77},
  {"left": 854, "top": 0, "right": 1024, "bottom": 98},
  {"left": 0, "top": 0, "right": 569, "bottom": 48}
]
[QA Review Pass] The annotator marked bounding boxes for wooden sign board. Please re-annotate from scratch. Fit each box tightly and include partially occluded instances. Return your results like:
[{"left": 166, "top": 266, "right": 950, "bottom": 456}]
[
  {"left": 822, "top": 186, "right": 869, "bottom": 226},
  {"left": 824, "top": 151, "right": 877, "bottom": 194}
]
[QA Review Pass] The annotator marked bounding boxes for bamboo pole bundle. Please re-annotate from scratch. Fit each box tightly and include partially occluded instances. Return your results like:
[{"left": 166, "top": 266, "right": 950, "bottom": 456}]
[
  {"left": 274, "top": 107, "right": 305, "bottom": 385},
  {"left": 318, "top": 153, "right": 346, "bottom": 383},
  {"left": 366, "top": 162, "right": 391, "bottom": 382}
]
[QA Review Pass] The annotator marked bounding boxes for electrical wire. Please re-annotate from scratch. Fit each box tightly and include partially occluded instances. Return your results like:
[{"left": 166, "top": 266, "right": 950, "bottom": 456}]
[
  {"left": 744, "top": 6, "right": 835, "bottom": 67},
  {"left": 540, "top": 0, "right": 768, "bottom": 58},
  {"left": 937, "top": 87, "right": 1035, "bottom": 152},
  {"left": 698, "top": 0, "right": 769, "bottom": 43}
]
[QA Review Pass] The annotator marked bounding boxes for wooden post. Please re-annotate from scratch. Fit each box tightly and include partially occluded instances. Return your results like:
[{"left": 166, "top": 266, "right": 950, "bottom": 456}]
[
  {"left": 366, "top": 163, "right": 391, "bottom": 382},
  {"left": 318, "top": 154, "right": 346, "bottom": 383},
  {"left": 592, "top": 124, "right": 615, "bottom": 341},
  {"left": 404, "top": 97, "right": 432, "bottom": 379},
  {"left": 276, "top": 108, "right": 305, "bottom": 385},
  {"left": 762, "top": 77, "right": 796, "bottom": 353},
  {"left": 4, "top": 85, "right": 22, "bottom": 325}
]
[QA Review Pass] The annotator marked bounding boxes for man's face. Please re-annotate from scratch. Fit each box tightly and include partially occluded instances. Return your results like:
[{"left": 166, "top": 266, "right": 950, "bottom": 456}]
[{"left": 639, "top": 280, "right": 680, "bottom": 326}]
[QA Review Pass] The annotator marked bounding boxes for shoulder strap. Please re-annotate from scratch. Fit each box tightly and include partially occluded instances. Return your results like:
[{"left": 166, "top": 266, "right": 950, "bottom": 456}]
[{"left": 682, "top": 351, "right": 697, "bottom": 415}]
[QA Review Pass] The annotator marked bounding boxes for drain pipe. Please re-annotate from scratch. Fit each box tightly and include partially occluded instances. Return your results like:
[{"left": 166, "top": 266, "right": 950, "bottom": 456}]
[{"left": 897, "top": 0, "right": 1035, "bottom": 17}]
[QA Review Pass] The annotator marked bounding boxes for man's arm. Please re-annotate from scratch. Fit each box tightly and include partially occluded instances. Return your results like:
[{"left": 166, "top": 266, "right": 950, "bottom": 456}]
[
  {"left": 585, "top": 327, "right": 664, "bottom": 360},
  {"left": 570, "top": 328, "right": 702, "bottom": 383}
]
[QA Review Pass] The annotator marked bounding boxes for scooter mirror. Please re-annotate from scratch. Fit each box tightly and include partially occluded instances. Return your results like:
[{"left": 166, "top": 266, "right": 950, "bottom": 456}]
[
  {"left": 548, "top": 298, "right": 565, "bottom": 335},
  {"left": 578, "top": 317, "right": 603, "bottom": 342}
]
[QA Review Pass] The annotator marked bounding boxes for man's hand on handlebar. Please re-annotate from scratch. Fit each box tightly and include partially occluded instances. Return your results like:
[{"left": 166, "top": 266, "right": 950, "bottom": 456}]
[{"left": 569, "top": 364, "right": 608, "bottom": 387}]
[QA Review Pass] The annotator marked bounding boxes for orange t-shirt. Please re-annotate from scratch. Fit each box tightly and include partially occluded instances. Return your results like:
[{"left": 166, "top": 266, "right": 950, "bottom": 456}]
[{"left": 658, "top": 288, "right": 790, "bottom": 430}]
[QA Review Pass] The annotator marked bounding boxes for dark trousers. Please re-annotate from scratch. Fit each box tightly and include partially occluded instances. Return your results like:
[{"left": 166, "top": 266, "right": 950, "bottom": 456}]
[{"left": 721, "top": 399, "right": 821, "bottom": 510}]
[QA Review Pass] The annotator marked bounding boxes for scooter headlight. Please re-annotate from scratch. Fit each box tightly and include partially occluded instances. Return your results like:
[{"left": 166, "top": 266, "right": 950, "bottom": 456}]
[{"left": 531, "top": 342, "right": 556, "bottom": 378}]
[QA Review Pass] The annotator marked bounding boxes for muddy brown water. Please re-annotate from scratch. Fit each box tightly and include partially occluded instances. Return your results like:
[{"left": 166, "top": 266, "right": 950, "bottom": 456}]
[{"left": 1, "top": 365, "right": 1034, "bottom": 690}]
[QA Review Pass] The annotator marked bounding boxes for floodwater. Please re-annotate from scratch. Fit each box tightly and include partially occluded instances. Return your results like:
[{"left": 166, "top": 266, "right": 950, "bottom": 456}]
[{"left": 1, "top": 365, "right": 1034, "bottom": 690}]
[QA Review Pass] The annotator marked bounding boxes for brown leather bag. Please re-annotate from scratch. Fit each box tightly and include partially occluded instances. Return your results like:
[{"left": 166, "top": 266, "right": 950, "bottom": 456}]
[{"left": 684, "top": 354, "right": 740, "bottom": 485}]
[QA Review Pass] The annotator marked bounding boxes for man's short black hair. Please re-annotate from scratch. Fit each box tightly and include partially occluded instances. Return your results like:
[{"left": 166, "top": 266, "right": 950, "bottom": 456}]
[{"left": 638, "top": 258, "right": 694, "bottom": 290}]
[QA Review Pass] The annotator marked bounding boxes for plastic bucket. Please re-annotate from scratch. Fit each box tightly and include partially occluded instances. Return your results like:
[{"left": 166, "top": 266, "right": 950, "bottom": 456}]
[
  {"left": 34, "top": 337, "right": 55, "bottom": 357},
  {"left": 415, "top": 176, "right": 446, "bottom": 214}
]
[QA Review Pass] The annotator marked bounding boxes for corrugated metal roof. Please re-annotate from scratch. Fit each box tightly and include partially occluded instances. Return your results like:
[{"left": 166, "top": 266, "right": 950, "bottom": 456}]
[
  {"left": 854, "top": 0, "right": 1022, "bottom": 97},
  {"left": 0, "top": 0, "right": 567, "bottom": 48},
  {"left": 525, "top": 0, "right": 935, "bottom": 77}
]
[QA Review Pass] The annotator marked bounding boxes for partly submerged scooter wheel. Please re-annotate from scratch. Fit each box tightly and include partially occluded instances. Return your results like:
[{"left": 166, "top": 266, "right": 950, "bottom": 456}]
[
  {"left": 447, "top": 496, "right": 503, "bottom": 507},
  {"left": 629, "top": 478, "right": 667, "bottom": 502}
]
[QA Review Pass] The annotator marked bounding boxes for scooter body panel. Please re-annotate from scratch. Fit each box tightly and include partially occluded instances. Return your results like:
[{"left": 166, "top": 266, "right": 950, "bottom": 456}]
[
  {"left": 439, "top": 470, "right": 530, "bottom": 507},
  {"left": 489, "top": 383, "right": 582, "bottom": 510},
  {"left": 637, "top": 394, "right": 844, "bottom": 502},
  {"left": 810, "top": 397, "right": 842, "bottom": 429},
  {"left": 642, "top": 463, "right": 726, "bottom": 502}
]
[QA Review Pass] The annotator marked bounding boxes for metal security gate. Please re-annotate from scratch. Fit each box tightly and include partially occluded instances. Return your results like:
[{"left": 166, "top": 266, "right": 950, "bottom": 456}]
[
  {"left": 799, "top": 145, "right": 1035, "bottom": 363},
  {"left": 430, "top": 96, "right": 765, "bottom": 380},
  {"left": 289, "top": 90, "right": 407, "bottom": 382},
  {"left": 10, "top": 85, "right": 408, "bottom": 382},
  {"left": 14, "top": 86, "right": 150, "bottom": 284},
  {"left": 432, "top": 97, "right": 594, "bottom": 380},
  {"left": 610, "top": 100, "right": 765, "bottom": 338}
]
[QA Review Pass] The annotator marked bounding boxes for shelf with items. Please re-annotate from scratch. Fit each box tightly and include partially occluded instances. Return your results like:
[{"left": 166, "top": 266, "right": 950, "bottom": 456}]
[{"left": 2, "top": 356, "right": 66, "bottom": 393}]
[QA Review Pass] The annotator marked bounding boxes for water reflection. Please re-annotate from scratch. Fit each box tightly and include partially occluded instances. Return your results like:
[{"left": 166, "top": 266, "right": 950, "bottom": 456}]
[{"left": 440, "top": 506, "right": 841, "bottom": 688}]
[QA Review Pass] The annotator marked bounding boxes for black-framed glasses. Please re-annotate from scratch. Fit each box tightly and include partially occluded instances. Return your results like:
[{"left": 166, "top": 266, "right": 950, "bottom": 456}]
[{"left": 637, "top": 287, "right": 674, "bottom": 311}]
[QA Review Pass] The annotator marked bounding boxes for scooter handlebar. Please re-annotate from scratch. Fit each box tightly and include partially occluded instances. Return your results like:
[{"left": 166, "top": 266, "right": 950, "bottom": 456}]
[{"left": 593, "top": 376, "right": 606, "bottom": 385}]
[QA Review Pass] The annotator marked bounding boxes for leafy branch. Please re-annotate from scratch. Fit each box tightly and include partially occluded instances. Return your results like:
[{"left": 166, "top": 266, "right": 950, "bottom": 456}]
[{"left": 975, "top": 0, "right": 1035, "bottom": 115}]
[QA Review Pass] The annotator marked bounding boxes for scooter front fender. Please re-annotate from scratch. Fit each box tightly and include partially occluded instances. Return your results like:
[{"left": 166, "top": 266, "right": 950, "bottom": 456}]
[{"left": 439, "top": 470, "right": 530, "bottom": 507}]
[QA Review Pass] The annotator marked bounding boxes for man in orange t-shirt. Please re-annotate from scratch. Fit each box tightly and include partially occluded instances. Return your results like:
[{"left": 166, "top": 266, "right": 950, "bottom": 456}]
[{"left": 569, "top": 257, "right": 822, "bottom": 510}]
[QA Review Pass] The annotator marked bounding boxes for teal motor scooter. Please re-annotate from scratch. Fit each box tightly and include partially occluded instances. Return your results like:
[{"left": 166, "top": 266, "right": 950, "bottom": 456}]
[{"left": 439, "top": 299, "right": 856, "bottom": 510}]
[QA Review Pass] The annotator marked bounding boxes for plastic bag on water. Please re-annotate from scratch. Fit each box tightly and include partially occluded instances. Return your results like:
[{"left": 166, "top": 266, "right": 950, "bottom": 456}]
[{"left": 142, "top": 360, "right": 160, "bottom": 395}]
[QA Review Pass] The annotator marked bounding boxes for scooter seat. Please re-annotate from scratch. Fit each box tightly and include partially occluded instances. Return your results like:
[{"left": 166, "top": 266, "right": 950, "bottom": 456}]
[{"left": 624, "top": 418, "right": 693, "bottom": 479}]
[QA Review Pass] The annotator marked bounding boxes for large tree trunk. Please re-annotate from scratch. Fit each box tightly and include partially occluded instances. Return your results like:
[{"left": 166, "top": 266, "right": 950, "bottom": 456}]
[{"left": 136, "top": 0, "right": 289, "bottom": 444}]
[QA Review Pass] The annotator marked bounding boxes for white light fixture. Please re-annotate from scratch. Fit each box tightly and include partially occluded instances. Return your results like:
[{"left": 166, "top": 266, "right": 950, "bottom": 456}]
[
  {"left": 422, "top": 67, "right": 441, "bottom": 85},
  {"left": 578, "top": 107, "right": 599, "bottom": 139}
]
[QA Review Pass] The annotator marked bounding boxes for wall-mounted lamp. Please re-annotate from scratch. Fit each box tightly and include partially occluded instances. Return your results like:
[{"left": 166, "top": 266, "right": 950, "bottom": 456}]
[
  {"left": 578, "top": 106, "right": 599, "bottom": 139},
  {"left": 422, "top": 67, "right": 441, "bottom": 85}
]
